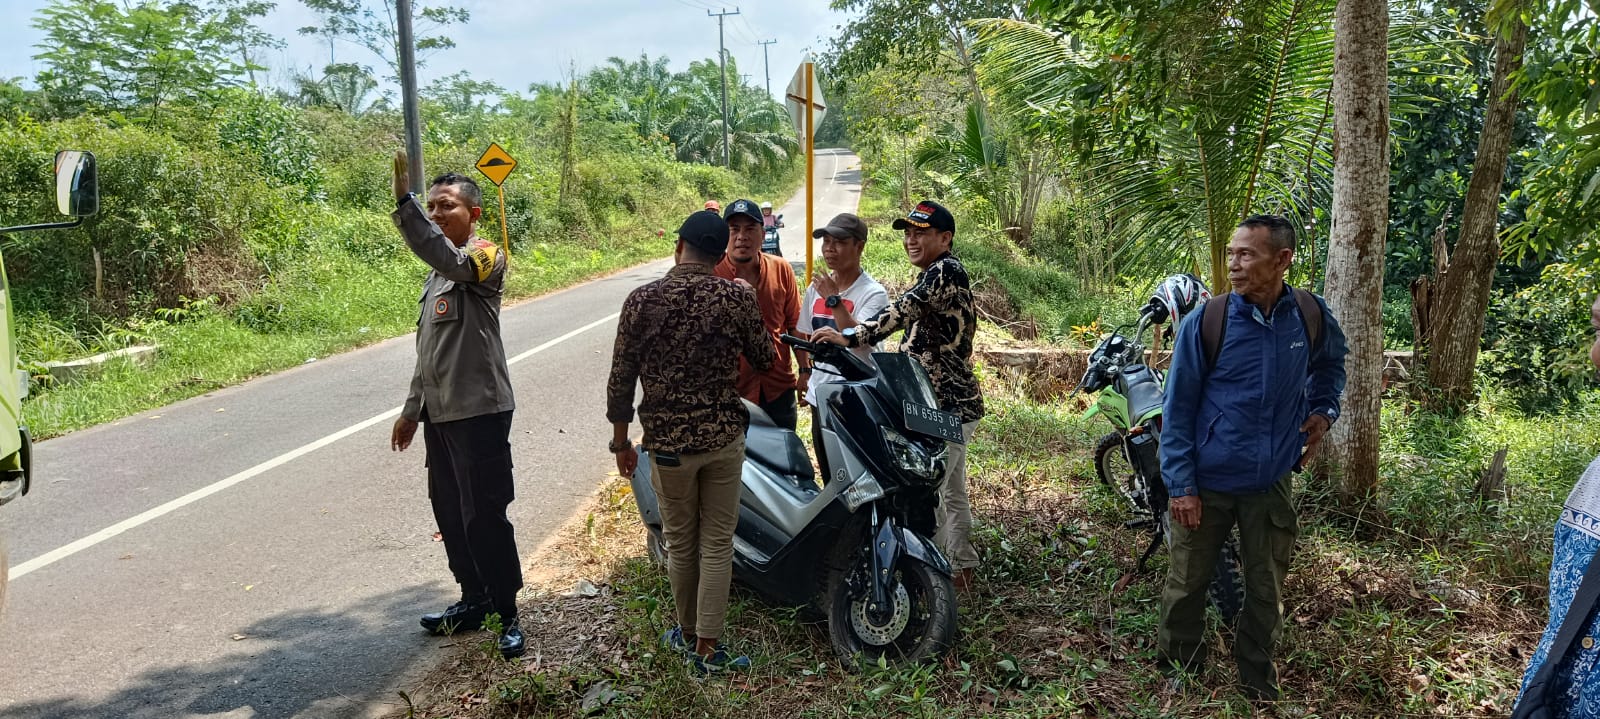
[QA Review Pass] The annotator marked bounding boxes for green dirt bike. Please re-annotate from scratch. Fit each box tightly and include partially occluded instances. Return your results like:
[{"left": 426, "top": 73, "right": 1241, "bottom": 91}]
[
  {"left": 1075, "top": 278, "right": 1242, "bottom": 622},
  {"left": 0, "top": 150, "right": 98, "bottom": 612}
]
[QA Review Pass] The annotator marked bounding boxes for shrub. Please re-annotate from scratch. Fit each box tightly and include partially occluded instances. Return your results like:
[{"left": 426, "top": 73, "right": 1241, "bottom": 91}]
[
  {"left": 1480, "top": 262, "right": 1594, "bottom": 412},
  {"left": 213, "top": 89, "right": 326, "bottom": 201},
  {"left": 1382, "top": 286, "right": 1414, "bottom": 349},
  {"left": 0, "top": 115, "right": 290, "bottom": 325}
]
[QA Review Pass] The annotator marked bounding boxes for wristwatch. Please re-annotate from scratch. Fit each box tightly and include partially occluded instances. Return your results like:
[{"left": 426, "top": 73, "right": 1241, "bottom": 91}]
[
  {"left": 841, "top": 326, "right": 861, "bottom": 347},
  {"left": 608, "top": 438, "right": 632, "bottom": 453},
  {"left": 825, "top": 294, "right": 842, "bottom": 309}
]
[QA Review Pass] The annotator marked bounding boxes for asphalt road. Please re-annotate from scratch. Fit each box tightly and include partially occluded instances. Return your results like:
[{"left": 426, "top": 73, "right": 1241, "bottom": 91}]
[
  {"left": 0, "top": 149, "right": 862, "bottom": 719},
  {"left": 776, "top": 147, "right": 864, "bottom": 273}
]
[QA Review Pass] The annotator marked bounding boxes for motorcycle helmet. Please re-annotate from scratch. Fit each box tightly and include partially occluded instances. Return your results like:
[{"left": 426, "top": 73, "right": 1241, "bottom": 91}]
[
  {"left": 760, "top": 201, "right": 773, "bottom": 210},
  {"left": 1146, "top": 273, "right": 1211, "bottom": 326}
]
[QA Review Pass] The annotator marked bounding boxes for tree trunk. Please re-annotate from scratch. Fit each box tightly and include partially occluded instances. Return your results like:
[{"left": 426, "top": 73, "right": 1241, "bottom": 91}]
[
  {"left": 557, "top": 77, "right": 579, "bottom": 207},
  {"left": 93, "top": 245, "right": 103, "bottom": 302},
  {"left": 1421, "top": 16, "right": 1528, "bottom": 414},
  {"left": 934, "top": 0, "right": 986, "bottom": 116},
  {"left": 900, "top": 136, "right": 913, "bottom": 211},
  {"left": 1407, "top": 209, "right": 1451, "bottom": 401},
  {"left": 1322, "top": 0, "right": 1390, "bottom": 503}
]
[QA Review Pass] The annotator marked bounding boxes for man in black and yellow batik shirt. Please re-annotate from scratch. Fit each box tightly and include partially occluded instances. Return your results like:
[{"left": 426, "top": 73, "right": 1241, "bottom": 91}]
[{"left": 810, "top": 200, "right": 984, "bottom": 592}]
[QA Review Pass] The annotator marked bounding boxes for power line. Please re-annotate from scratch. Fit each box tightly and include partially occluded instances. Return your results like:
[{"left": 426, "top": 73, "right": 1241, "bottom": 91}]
[
  {"left": 732, "top": 14, "right": 762, "bottom": 44},
  {"left": 675, "top": 0, "right": 726, "bottom": 18}
]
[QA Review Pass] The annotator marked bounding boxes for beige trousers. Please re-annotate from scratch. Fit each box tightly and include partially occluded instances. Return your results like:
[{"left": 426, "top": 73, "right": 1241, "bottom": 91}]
[
  {"left": 649, "top": 438, "right": 745, "bottom": 640},
  {"left": 936, "top": 421, "right": 981, "bottom": 570}
]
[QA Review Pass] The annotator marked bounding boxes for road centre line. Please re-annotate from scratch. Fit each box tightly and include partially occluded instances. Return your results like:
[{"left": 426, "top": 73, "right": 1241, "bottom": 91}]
[{"left": 8, "top": 312, "right": 622, "bottom": 581}]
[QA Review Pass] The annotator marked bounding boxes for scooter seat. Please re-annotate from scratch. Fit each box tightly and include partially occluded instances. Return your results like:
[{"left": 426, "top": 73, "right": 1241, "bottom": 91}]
[
  {"left": 747, "top": 401, "right": 779, "bottom": 427},
  {"left": 743, "top": 402, "right": 816, "bottom": 484}
]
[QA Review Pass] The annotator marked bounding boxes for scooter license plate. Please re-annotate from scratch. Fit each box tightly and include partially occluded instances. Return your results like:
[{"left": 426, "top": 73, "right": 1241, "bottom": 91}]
[{"left": 903, "top": 401, "right": 964, "bottom": 444}]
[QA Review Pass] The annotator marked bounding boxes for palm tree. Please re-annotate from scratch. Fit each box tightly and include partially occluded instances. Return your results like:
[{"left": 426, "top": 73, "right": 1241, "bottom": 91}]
[
  {"left": 582, "top": 54, "right": 691, "bottom": 148},
  {"left": 914, "top": 102, "right": 1053, "bottom": 246},
  {"left": 974, "top": 1, "right": 1446, "bottom": 291},
  {"left": 973, "top": 0, "right": 1342, "bottom": 292},
  {"left": 669, "top": 68, "right": 798, "bottom": 173},
  {"left": 287, "top": 62, "right": 378, "bottom": 115}
]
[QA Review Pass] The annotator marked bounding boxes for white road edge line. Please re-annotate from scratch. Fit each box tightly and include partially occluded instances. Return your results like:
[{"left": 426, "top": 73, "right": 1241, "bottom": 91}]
[{"left": 9, "top": 311, "right": 622, "bottom": 581}]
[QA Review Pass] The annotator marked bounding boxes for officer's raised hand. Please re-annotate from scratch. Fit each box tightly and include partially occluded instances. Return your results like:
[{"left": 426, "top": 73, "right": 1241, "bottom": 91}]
[{"left": 392, "top": 151, "right": 411, "bottom": 203}]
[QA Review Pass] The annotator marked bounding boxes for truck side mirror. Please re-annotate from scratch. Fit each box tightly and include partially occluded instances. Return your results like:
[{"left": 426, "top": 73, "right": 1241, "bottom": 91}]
[{"left": 54, "top": 150, "right": 97, "bottom": 218}]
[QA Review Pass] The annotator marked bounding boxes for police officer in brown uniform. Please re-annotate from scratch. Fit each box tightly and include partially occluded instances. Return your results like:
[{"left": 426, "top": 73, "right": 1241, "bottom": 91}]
[{"left": 387, "top": 154, "right": 525, "bottom": 659}]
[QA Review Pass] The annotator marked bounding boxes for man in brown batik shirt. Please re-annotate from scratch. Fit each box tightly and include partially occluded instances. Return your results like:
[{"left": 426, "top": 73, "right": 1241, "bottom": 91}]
[{"left": 605, "top": 210, "right": 775, "bottom": 673}]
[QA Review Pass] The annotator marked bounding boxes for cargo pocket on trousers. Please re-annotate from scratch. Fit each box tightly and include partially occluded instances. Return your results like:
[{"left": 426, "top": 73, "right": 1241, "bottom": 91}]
[
  {"left": 1268, "top": 505, "right": 1299, "bottom": 566},
  {"left": 479, "top": 450, "right": 515, "bottom": 505}
]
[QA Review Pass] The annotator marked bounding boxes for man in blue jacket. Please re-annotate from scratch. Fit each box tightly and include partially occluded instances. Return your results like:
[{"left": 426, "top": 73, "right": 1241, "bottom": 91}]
[{"left": 1157, "top": 214, "right": 1347, "bottom": 702}]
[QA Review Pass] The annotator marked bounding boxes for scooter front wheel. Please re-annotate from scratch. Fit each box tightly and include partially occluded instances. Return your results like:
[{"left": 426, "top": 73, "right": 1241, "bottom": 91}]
[{"left": 827, "top": 555, "right": 956, "bottom": 669}]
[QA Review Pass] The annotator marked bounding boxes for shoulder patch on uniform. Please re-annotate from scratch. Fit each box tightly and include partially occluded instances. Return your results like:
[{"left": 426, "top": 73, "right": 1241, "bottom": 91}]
[{"left": 467, "top": 241, "right": 500, "bottom": 282}]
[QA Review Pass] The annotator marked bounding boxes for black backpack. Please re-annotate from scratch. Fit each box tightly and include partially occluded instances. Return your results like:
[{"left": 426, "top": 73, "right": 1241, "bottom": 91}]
[{"left": 1199, "top": 288, "right": 1324, "bottom": 369}]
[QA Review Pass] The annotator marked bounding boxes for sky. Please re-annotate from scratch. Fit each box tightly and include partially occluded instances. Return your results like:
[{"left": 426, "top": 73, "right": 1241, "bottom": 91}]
[{"left": 0, "top": 0, "right": 852, "bottom": 103}]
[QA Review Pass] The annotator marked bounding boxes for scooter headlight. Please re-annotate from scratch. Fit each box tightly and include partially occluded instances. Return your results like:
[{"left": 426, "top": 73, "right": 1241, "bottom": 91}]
[
  {"left": 882, "top": 427, "right": 946, "bottom": 482},
  {"left": 841, "top": 475, "right": 885, "bottom": 511}
]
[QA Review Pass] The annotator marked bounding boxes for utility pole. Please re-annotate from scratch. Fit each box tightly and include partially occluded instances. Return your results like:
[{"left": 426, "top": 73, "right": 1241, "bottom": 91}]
[
  {"left": 708, "top": 7, "right": 740, "bottom": 168},
  {"left": 759, "top": 39, "right": 777, "bottom": 97},
  {"left": 397, "top": 0, "right": 423, "bottom": 194}
]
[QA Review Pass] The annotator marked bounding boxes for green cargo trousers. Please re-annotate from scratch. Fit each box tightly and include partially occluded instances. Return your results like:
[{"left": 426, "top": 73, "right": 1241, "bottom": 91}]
[{"left": 1157, "top": 475, "right": 1299, "bottom": 701}]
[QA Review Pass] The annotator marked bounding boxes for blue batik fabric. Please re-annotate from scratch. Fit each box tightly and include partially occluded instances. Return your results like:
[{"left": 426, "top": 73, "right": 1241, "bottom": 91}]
[{"left": 1520, "top": 454, "right": 1600, "bottom": 718}]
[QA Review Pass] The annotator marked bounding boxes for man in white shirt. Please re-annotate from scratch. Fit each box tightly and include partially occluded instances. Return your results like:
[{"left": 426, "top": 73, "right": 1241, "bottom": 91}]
[{"left": 795, "top": 213, "right": 889, "bottom": 483}]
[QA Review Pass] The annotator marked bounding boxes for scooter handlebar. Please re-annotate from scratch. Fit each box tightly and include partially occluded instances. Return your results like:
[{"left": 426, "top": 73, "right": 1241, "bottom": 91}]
[
  {"left": 780, "top": 333, "right": 819, "bottom": 353},
  {"left": 782, "top": 332, "right": 855, "bottom": 366}
]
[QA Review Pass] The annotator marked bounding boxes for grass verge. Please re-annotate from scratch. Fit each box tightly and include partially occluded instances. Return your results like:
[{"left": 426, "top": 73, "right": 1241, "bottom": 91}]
[{"left": 20, "top": 235, "right": 670, "bottom": 439}]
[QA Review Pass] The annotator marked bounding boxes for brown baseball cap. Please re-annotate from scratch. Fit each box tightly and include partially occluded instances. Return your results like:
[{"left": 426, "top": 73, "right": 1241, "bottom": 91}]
[{"left": 811, "top": 213, "right": 869, "bottom": 243}]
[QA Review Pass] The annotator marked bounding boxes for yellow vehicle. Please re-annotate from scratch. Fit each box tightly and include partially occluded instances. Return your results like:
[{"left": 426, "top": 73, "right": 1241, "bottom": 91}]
[{"left": 0, "top": 150, "right": 98, "bottom": 610}]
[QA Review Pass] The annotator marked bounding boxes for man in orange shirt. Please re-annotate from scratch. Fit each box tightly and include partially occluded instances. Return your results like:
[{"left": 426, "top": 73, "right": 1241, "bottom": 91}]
[{"left": 715, "top": 198, "right": 804, "bottom": 429}]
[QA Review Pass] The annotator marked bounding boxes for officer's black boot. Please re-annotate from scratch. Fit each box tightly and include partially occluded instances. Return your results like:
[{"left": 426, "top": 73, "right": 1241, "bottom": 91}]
[
  {"left": 497, "top": 615, "right": 525, "bottom": 659},
  {"left": 420, "top": 593, "right": 491, "bottom": 635}
]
